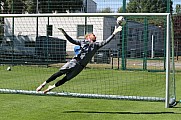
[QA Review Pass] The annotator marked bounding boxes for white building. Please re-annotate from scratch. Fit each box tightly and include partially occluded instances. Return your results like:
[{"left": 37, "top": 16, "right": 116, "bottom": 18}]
[
  {"left": 2, "top": 16, "right": 119, "bottom": 56},
  {"left": 1, "top": 0, "right": 164, "bottom": 61},
  {"left": 2, "top": 16, "right": 164, "bottom": 58}
]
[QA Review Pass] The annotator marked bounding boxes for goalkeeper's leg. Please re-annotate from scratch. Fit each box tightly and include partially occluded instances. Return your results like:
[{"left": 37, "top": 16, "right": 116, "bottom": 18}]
[
  {"left": 43, "top": 76, "right": 68, "bottom": 94},
  {"left": 44, "top": 64, "right": 84, "bottom": 93},
  {"left": 36, "top": 70, "right": 67, "bottom": 92}
]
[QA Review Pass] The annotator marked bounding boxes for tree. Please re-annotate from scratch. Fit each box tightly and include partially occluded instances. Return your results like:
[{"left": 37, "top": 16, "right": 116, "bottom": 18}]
[
  {"left": 2, "top": 0, "right": 34, "bottom": 13},
  {"left": 118, "top": 0, "right": 173, "bottom": 26},
  {"left": 24, "top": 0, "right": 37, "bottom": 13},
  {"left": 117, "top": 6, "right": 124, "bottom": 13},
  {"left": 2, "top": 0, "right": 25, "bottom": 13},
  {"left": 175, "top": 4, "right": 181, "bottom": 14},
  {"left": 1, "top": 0, "right": 84, "bottom": 14},
  {"left": 126, "top": 0, "right": 172, "bottom": 13},
  {"left": 38, "top": 0, "right": 83, "bottom": 13}
]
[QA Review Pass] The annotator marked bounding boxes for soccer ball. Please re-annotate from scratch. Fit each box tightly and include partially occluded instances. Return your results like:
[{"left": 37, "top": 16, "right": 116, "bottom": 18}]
[
  {"left": 7, "top": 66, "right": 11, "bottom": 71},
  {"left": 116, "top": 16, "right": 126, "bottom": 26}
]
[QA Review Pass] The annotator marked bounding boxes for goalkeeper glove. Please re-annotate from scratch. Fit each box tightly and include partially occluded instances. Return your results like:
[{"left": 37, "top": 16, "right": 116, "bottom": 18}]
[{"left": 112, "top": 26, "right": 122, "bottom": 35}]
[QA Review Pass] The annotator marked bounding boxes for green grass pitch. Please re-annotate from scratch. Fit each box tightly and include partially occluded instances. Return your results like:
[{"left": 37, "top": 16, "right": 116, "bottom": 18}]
[{"left": 0, "top": 65, "right": 181, "bottom": 120}]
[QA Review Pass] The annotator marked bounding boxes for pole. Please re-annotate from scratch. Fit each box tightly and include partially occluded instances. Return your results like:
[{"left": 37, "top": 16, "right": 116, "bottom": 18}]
[
  {"left": 165, "top": 13, "right": 170, "bottom": 108},
  {"left": 11, "top": 0, "right": 14, "bottom": 64},
  {"left": 121, "top": 0, "right": 127, "bottom": 70},
  {"left": 143, "top": 17, "right": 148, "bottom": 70},
  {"left": 84, "top": 0, "right": 87, "bottom": 35},
  {"left": 36, "top": 0, "right": 39, "bottom": 13},
  {"left": 151, "top": 35, "right": 154, "bottom": 58},
  {"left": 123, "top": 0, "right": 126, "bottom": 12}
]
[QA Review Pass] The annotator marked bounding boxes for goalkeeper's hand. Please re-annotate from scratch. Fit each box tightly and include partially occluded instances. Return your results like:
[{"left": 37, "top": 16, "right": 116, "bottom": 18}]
[
  {"left": 58, "top": 28, "right": 67, "bottom": 35},
  {"left": 112, "top": 26, "right": 122, "bottom": 35}
]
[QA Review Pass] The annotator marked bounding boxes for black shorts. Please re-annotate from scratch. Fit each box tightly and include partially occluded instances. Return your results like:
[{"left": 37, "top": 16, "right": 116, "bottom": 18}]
[{"left": 60, "top": 59, "right": 84, "bottom": 80}]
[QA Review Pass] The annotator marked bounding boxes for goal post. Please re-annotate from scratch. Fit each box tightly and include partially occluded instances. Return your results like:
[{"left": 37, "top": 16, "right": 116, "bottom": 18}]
[{"left": 0, "top": 13, "right": 175, "bottom": 108}]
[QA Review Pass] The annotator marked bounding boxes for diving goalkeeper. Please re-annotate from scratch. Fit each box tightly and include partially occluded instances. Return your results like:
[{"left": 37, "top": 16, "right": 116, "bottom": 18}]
[{"left": 36, "top": 26, "right": 122, "bottom": 94}]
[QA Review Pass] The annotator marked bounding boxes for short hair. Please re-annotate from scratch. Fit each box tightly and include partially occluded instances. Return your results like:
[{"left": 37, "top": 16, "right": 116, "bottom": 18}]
[
  {"left": 84, "top": 34, "right": 89, "bottom": 39},
  {"left": 84, "top": 33, "right": 94, "bottom": 38}
]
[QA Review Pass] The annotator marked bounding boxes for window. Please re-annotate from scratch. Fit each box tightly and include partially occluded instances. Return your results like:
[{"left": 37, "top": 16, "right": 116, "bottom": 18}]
[{"left": 77, "top": 25, "right": 93, "bottom": 39}]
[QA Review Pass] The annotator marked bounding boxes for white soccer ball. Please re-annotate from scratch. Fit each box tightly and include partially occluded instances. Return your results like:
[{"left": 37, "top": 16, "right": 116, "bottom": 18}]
[
  {"left": 116, "top": 16, "right": 126, "bottom": 26},
  {"left": 7, "top": 66, "right": 11, "bottom": 71}
]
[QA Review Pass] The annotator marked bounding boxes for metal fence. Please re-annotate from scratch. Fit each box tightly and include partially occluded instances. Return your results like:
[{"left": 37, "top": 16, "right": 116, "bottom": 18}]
[{"left": 0, "top": 0, "right": 181, "bottom": 70}]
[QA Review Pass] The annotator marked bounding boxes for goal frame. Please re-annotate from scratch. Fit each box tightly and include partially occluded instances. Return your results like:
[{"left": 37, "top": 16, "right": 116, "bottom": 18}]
[{"left": 0, "top": 13, "right": 172, "bottom": 108}]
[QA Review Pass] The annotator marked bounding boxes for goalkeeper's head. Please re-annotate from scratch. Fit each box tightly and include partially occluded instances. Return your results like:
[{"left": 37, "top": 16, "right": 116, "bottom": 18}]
[{"left": 85, "top": 33, "right": 96, "bottom": 42}]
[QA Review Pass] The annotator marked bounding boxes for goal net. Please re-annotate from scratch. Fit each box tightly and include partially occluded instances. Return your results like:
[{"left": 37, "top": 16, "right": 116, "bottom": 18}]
[{"left": 0, "top": 13, "right": 175, "bottom": 108}]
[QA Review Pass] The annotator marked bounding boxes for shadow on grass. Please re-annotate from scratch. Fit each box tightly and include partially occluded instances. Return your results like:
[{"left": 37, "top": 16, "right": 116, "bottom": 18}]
[
  {"left": 63, "top": 111, "right": 181, "bottom": 114},
  {"left": 174, "top": 106, "right": 181, "bottom": 108}
]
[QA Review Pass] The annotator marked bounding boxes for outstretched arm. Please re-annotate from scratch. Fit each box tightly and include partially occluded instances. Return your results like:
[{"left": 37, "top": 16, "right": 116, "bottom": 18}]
[
  {"left": 98, "top": 26, "right": 122, "bottom": 47},
  {"left": 58, "top": 28, "right": 80, "bottom": 45}
]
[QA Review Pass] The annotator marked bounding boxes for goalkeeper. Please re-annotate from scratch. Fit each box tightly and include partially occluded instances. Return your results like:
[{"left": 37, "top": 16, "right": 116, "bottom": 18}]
[{"left": 36, "top": 26, "right": 122, "bottom": 94}]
